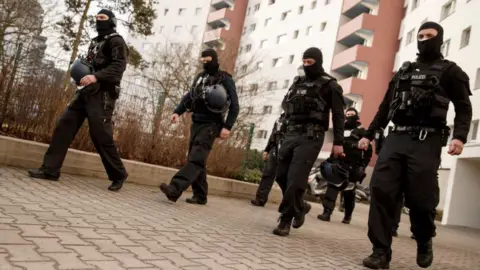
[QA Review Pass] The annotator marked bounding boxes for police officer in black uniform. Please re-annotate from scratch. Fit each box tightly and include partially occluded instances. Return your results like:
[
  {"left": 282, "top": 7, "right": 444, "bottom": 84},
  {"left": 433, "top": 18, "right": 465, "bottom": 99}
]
[
  {"left": 318, "top": 107, "right": 372, "bottom": 224},
  {"left": 28, "top": 9, "right": 129, "bottom": 191},
  {"left": 358, "top": 22, "right": 472, "bottom": 269},
  {"left": 159, "top": 49, "right": 239, "bottom": 205},
  {"left": 272, "top": 47, "right": 345, "bottom": 237},
  {"left": 251, "top": 113, "right": 286, "bottom": 207}
]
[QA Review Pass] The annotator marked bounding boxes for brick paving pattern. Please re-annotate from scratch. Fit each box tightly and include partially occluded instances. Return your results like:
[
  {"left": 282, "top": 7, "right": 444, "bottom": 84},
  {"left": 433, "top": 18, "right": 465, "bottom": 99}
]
[{"left": 0, "top": 166, "right": 479, "bottom": 270}]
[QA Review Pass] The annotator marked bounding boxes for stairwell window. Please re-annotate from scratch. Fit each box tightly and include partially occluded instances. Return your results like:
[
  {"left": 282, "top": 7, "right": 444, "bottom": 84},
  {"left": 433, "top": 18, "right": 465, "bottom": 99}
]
[
  {"left": 276, "top": 34, "right": 287, "bottom": 44},
  {"left": 299, "top": 5, "right": 304, "bottom": 14},
  {"left": 320, "top": 22, "right": 327, "bottom": 31},
  {"left": 268, "top": 81, "right": 278, "bottom": 90},
  {"left": 265, "top": 18, "right": 272, "bottom": 27},
  {"left": 178, "top": 8, "right": 185, "bottom": 16},
  {"left": 272, "top": 57, "right": 283, "bottom": 67},
  {"left": 306, "top": 26, "right": 312, "bottom": 36},
  {"left": 164, "top": 9, "right": 169, "bottom": 15},
  {"left": 311, "top": 1, "right": 317, "bottom": 9},
  {"left": 283, "top": 79, "right": 290, "bottom": 88},
  {"left": 469, "top": 120, "right": 479, "bottom": 141},
  {"left": 256, "top": 61, "right": 264, "bottom": 69},
  {"left": 406, "top": 28, "right": 415, "bottom": 45},
  {"left": 263, "top": 106, "right": 273, "bottom": 114},
  {"left": 269, "top": 0, "right": 275, "bottom": 5},
  {"left": 411, "top": 0, "right": 419, "bottom": 11},
  {"left": 281, "top": 10, "right": 291, "bottom": 20},
  {"left": 460, "top": 26, "right": 471, "bottom": 48},
  {"left": 293, "top": 30, "right": 299, "bottom": 39},
  {"left": 324, "top": 0, "right": 331, "bottom": 5},
  {"left": 254, "top": 4, "right": 260, "bottom": 11},
  {"left": 474, "top": 68, "right": 480, "bottom": 90},
  {"left": 246, "top": 44, "right": 252, "bottom": 52},
  {"left": 174, "top": 26, "right": 182, "bottom": 33},
  {"left": 190, "top": 25, "right": 198, "bottom": 34},
  {"left": 289, "top": 55, "right": 294, "bottom": 64},
  {"left": 195, "top": 8, "right": 202, "bottom": 15},
  {"left": 441, "top": 0, "right": 456, "bottom": 21},
  {"left": 260, "top": 39, "right": 268, "bottom": 48},
  {"left": 441, "top": 39, "right": 450, "bottom": 57},
  {"left": 250, "top": 23, "right": 256, "bottom": 32}
]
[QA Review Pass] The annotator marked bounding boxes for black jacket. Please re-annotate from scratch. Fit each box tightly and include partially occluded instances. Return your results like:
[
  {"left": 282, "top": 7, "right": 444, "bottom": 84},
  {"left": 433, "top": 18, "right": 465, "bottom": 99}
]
[
  {"left": 365, "top": 60, "right": 472, "bottom": 143},
  {"left": 174, "top": 70, "right": 240, "bottom": 130},
  {"left": 90, "top": 33, "right": 128, "bottom": 91}
]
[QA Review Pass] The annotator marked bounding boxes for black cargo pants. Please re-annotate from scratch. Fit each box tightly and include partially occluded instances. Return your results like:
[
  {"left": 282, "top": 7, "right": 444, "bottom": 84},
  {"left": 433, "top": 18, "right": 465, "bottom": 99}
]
[
  {"left": 276, "top": 131, "right": 324, "bottom": 219},
  {"left": 368, "top": 132, "right": 442, "bottom": 253},
  {"left": 170, "top": 122, "right": 220, "bottom": 200},
  {"left": 254, "top": 149, "right": 278, "bottom": 204},
  {"left": 41, "top": 88, "right": 127, "bottom": 181}
]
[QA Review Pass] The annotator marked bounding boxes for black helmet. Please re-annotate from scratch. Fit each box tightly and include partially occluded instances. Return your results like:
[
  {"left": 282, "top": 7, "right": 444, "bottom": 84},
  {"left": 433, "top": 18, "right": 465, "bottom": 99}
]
[
  {"left": 204, "top": 84, "right": 230, "bottom": 113},
  {"left": 70, "top": 58, "right": 92, "bottom": 85},
  {"left": 320, "top": 158, "right": 350, "bottom": 190}
]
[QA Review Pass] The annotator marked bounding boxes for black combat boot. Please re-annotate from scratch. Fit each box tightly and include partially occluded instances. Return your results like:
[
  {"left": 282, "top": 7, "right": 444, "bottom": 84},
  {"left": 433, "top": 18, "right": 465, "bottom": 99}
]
[
  {"left": 416, "top": 239, "right": 433, "bottom": 268},
  {"left": 186, "top": 196, "right": 207, "bottom": 205},
  {"left": 342, "top": 214, "right": 351, "bottom": 224},
  {"left": 317, "top": 209, "right": 331, "bottom": 222},
  {"left": 292, "top": 202, "right": 311, "bottom": 229},
  {"left": 273, "top": 215, "right": 292, "bottom": 237},
  {"left": 159, "top": 183, "right": 179, "bottom": 202},
  {"left": 363, "top": 251, "right": 391, "bottom": 269},
  {"left": 108, "top": 175, "right": 127, "bottom": 191},
  {"left": 27, "top": 168, "right": 59, "bottom": 181},
  {"left": 250, "top": 199, "right": 265, "bottom": 207}
]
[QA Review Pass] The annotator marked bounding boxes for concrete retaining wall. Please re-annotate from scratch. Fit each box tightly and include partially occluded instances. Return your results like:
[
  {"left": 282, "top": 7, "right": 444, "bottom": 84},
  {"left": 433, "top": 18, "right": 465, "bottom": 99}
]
[{"left": 0, "top": 136, "right": 283, "bottom": 203}]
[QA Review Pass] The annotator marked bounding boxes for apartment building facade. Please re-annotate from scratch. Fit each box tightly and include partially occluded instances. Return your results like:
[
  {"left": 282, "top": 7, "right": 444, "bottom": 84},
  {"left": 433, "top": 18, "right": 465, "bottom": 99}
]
[{"left": 393, "top": 0, "right": 480, "bottom": 229}]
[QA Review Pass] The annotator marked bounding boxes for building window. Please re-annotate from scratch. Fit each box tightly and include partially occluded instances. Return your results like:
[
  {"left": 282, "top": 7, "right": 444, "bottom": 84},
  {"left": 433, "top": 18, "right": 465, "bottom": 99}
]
[
  {"left": 191, "top": 25, "right": 198, "bottom": 34},
  {"left": 320, "top": 22, "right": 327, "bottom": 31},
  {"left": 293, "top": 30, "right": 299, "bottom": 39},
  {"left": 470, "top": 120, "right": 479, "bottom": 141},
  {"left": 159, "top": 25, "right": 164, "bottom": 33},
  {"left": 246, "top": 44, "right": 252, "bottom": 52},
  {"left": 268, "top": 81, "right": 277, "bottom": 90},
  {"left": 246, "top": 106, "right": 253, "bottom": 115},
  {"left": 238, "top": 46, "right": 243, "bottom": 55},
  {"left": 411, "top": 0, "right": 419, "bottom": 11},
  {"left": 283, "top": 79, "right": 290, "bottom": 88},
  {"left": 311, "top": 1, "right": 317, "bottom": 9},
  {"left": 289, "top": 55, "right": 294, "bottom": 63},
  {"left": 250, "top": 83, "right": 259, "bottom": 92},
  {"left": 265, "top": 18, "right": 272, "bottom": 27},
  {"left": 250, "top": 23, "right": 256, "bottom": 32},
  {"left": 174, "top": 26, "right": 182, "bottom": 33},
  {"left": 441, "top": 39, "right": 450, "bottom": 57},
  {"left": 460, "top": 26, "right": 471, "bottom": 48},
  {"left": 474, "top": 68, "right": 480, "bottom": 90},
  {"left": 272, "top": 57, "right": 283, "bottom": 67},
  {"left": 247, "top": 7, "right": 251, "bottom": 15},
  {"left": 299, "top": 5, "right": 304, "bottom": 14},
  {"left": 195, "top": 8, "right": 202, "bottom": 15},
  {"left": 406, "top": 28, "right": 415, "bottom": 45},
  {"left": 260, "top": 39, "right": 267, "bottom": 48},
  {"left": 269, "top": 0, "right": 275, "bottom": 5},
  {"left": 241, "top": 65, "right": 247, "bottom": 73},
  {"left": 324, "top": 0, "right": 330, "bottom": 5},
  {"left": 256, "top": 130, "right": 268, "bottom": 139},
  {"left": 281, "top": 10, "right": 291, "bottom": 20},
  {"left": 254, "top": 4, "right": 260, "bottom": 11},
  {"left": 242, "top": 26, "right": 246, "bottom": 35},
  {"left": 164, "top": 9, "right": 169, "bottom": 15},
  {"left": 178, "top": 8, "right": 185, "bottom": 15},
  {"left": 441, "top": 0, "right": 456, "bottom": 21},
  {"left": 256, "top": 61, "right": 264, "bottom": 69},
  {"left": 263, "top": 106, "right": 273, "bottom": 114},
  {"left": 306, "top": 26, "right": 312, "bottom": 36},
  {"left": 276, "top": 34, "right": 287, "bottom": 44}
]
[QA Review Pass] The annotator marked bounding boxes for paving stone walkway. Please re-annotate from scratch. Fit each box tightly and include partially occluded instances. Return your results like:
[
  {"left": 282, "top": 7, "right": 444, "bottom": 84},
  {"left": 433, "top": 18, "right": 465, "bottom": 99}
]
[{"left": 0, "top": 166, "right": 479, "bottom": 270}]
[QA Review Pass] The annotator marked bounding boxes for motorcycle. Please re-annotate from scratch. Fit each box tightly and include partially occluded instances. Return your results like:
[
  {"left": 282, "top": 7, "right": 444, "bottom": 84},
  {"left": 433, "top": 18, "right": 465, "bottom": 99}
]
[{"left": 306, "top": 166, "right": 371, "bottom": 203}]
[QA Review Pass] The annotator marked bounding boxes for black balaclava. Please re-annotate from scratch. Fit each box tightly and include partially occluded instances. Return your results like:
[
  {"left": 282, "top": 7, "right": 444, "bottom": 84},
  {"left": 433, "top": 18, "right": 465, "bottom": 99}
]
[
  {"left": 417, "top": 21, "right": 444, "bottom": 62},
  {"left": 201, "top": 48, "right": 220, "bottom": 75},
  {"left": 302, "top": 47, "right": 324, "bottom": 79},
  {"left": 96, "top": 9, "right": 116, "bottom": 36},
  {"left": 345, "top": 107, "right": 359, "bottom": 129}
]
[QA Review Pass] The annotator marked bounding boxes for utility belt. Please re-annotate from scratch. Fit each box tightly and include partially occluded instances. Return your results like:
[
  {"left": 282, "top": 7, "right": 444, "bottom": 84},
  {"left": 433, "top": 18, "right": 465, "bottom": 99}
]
[
  {"left": 389, "top": 125, "right": 450, "bottom": 146},
  {"left": 286, "top": 124, "right": 324, "bottom": 138}
]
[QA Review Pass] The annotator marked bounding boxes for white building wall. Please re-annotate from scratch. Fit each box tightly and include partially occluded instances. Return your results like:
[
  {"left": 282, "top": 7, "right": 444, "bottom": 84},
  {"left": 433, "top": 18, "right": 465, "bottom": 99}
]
[
  {"left": 238, "top": 0, "right": 343, "bottom": 150},
  {"left": 393, "top": 0, "right": 480, "bottom": 169}
]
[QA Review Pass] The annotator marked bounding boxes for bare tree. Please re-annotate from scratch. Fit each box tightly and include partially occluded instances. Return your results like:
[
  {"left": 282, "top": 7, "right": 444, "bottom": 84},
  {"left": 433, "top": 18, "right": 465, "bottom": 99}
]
[{"left": 56, "top": 0, "right": 157, "bottom": 89}]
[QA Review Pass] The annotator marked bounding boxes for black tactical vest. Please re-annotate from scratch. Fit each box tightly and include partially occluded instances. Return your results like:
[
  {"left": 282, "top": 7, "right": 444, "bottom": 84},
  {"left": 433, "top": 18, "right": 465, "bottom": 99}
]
[
  {"left": 343, "top": 126, "right": 365, "bottom": 163},
  {"left": 282, "top": 75, "right": 333, "bottom": 124},
  {"left": 188, "top": 71, "right": 227, "bottom": 114},
  {"left": 86, "top": 33, "right": 123, "bottom": 73},
  {"left": 388, "top": 60, "right": 452, "bottom": 126}
]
